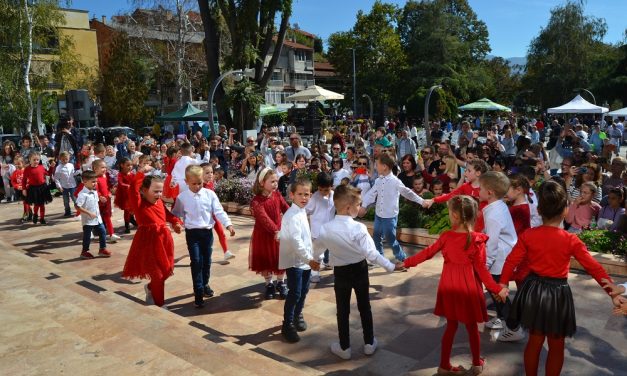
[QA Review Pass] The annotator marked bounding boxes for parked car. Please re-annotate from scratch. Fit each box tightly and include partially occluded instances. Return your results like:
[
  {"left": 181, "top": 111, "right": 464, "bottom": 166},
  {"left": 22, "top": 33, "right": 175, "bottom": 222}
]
[{"left": 103, "top": 126, "right": 138, "bottom": 145}]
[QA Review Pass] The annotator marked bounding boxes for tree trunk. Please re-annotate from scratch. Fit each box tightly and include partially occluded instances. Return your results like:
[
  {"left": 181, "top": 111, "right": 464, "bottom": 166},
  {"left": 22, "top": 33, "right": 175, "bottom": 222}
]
[
  {"left": 175, "top": 0, "right": 184, "bottom": 107},
  {"left": 20, "top": 0, "right": 34, "bottom": 135}
]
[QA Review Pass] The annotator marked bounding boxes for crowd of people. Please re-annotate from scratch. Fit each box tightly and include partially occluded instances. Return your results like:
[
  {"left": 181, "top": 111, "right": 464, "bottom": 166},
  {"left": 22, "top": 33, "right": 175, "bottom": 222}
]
[{"left": 0, "top": 114, "right": 626, "bottom": 375}]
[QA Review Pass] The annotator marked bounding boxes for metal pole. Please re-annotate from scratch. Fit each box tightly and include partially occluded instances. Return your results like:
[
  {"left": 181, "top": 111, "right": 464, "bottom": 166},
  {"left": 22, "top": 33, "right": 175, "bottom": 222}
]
[
  {"left": 424, "top": 85, "right": 442, "bottom": 145},
  {"left": 352, "top": 48, "right": 357, "bottom": 117},
  {"left": 362, "top": 94, "right": 372, "bottom": 120},
  {"left": 208, "top": 69, "right": 243, "bottom": 135}
]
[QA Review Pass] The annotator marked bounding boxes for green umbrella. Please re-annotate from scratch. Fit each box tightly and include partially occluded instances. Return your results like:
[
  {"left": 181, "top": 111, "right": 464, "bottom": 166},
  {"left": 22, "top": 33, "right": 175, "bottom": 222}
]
[
  {"left": 458, "top": 98, "right": 512, "bottom": 112},
  {"left": 156, "top": 102, "right": 203, "bottom": 121},
  {"left": 259, "top": 104, "right": 287, "bottom": 116}
]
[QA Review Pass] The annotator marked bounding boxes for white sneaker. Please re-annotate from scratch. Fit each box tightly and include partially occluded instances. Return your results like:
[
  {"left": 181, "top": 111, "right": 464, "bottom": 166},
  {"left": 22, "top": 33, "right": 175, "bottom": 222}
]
[
  {"left": 224, "top": 250, "right": 235, "bottom": 261},
  {"left": 330, "top": 342, "right": 351, "bottom": 360},
  {"left": 110, "top": 234, "right": 121, "bottom": 240},
  {"left": 144, "top": 284, "right": 154, "bottom": 305},
  {"left": 497, "top": 326, "right": 525, "bottom": 342},
  {"left": 106, "top": 235, "right": 118, "bottom": 243},
  {"left": 485, "top": 317, "right": 503, "bottom": 329},
  {"left": 364, "top": 337, "right": 378, "bottom": 355},
  {"left": 310, "top": 271, "right": 321, "bottom": 283}
]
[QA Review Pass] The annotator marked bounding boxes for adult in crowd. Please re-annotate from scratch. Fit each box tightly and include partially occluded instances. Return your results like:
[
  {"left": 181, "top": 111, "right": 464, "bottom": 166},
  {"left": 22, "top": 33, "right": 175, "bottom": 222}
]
[{"left": 285, "top": 133, "right": 312, "bottom": 161}]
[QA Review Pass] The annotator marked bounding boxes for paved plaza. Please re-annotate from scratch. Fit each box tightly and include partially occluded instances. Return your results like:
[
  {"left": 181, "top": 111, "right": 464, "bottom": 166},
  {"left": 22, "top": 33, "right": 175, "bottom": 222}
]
[{"left": 0, "top": 200, "right": 625, "bottom": 375}]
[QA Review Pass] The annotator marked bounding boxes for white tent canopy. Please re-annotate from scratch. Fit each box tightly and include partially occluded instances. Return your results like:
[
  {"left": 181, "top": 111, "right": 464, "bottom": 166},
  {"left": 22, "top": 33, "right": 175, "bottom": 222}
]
[
  {"left": 547, "top": 95, "right": 609, "bottom": 114},
  {"left": 285, "top": 85, "right": 344, "bottom": 102},
  {"left": 607, "top": 107, "right": 627, "bottom": 117}
]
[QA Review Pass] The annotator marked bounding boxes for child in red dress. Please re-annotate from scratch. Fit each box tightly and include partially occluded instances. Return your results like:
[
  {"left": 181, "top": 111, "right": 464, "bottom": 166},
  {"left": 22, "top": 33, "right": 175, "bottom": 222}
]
[
  {"left": 10, "top": 156, "right": 32, "bottom": 222},
  {"left": 162, "top": 146, "right": 179, "bottom": 203},
  {"left": 93, "top": 159, "right": 119, "bottom": 242},
  {"left": 424, "top": 159, "right": 491, "bottom": 232},
  {"left": 22, "top": 152, "right": 52, "bottom": 225},
  {"left": 114, "top": 157, "right": 135, "bottom": 234},
  {"left": 201, "top": 163, "right": 235, "bottom": 261},
  {"left": 250, "top": 167, "right": 289, "bottom": 299},
  {"left": 500, "top": 181, "right": 614, "bottom": 376},
  {"left": 401, "top": 195, "right": 507, "bottom": 375},
  {"left": 122, "top": 167, "right": 183, "bottom": 307},
  {"left": 505, "top": 173, "right": 532, "bottom": 286}
]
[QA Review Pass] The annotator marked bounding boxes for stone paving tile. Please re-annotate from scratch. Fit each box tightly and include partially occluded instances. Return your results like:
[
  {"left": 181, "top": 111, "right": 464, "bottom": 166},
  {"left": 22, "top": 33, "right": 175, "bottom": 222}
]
[{"left": 0, "top": 200, "right": 625, "bottom": 375}]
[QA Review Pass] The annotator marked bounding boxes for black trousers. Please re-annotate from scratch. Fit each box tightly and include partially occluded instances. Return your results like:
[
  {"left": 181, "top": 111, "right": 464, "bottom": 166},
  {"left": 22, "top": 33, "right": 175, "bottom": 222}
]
[
  {"left": 491, "top": 274, "right": 512, "bottom": 320},
  {"left": 333, "top": 259, "right": 374, "bottom": 350}
]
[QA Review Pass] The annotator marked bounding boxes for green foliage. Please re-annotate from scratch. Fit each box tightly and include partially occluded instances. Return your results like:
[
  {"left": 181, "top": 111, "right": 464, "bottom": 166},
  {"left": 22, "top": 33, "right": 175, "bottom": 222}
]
[
  {"left": 100, "top": 33, "right": 154, "bottom": 125},
  {"left": 577, "top": 230, "right": 626, "bottom": 260},
  {"left": 263, "top": 112, "right": 288, "bottom": 126},
  {"left": 523, "top": 1, "right": 614, "bottom": 108},
  {"left": 295, "top": 169, "right": 319, "bottom": 192}
]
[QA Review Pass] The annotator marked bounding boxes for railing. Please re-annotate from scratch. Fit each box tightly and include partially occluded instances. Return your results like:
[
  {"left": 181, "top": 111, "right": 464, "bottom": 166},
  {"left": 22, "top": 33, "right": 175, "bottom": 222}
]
[
  {"left": 293, "top": 79, "right": 315, "bottom": 88},
  {"left": 268, "top": 79, "right": 284, "bottom": 87}
]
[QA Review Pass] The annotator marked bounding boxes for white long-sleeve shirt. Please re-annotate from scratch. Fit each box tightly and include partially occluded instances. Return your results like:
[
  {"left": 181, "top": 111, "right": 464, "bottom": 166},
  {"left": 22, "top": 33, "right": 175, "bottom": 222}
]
[
  {"left": 361, "top": 172, "right": 424, "bottom": 218},
  {"left": 76, "top": 187, "right": 102, "bottom": 226},
  {"left": 316, "top": 215, "right": 394, "bottom": 271},
  {"left": 305, "top": 190, "right": 335, "bottom": 239},
  {"left": 172, "top": 188, "right": 231, "bottom": 230},
  {"left": 278, "top": 204, "right": 313, "bottom": 270},
  {"left": 482, "top": 200, "right": 518, "bottom": 274},
  {"left": 54, "top": 162, "right": 77, "bottom": 189},
  {"left": 171, "top": 155, "right": 198, "bottom": 193},
  {"left": 332, "top": 169, "right": 351, "bottom": 187}
]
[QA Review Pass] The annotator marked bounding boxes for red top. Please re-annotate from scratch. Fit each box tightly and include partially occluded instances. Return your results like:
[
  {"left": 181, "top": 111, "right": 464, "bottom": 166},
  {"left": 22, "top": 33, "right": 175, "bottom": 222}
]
[
  {"left": 421, "top": 170, "right": 451, "bottom": 193},
  {"left": 96, "top": 174, "right": 112, "bottom": 198},
  {"left": 165, "top": 156, "right": 178, "bottom": 174},
  {"left": 500, "top": 226, "right": 611, "bottom": 289},
  {"left": 433, "top": 181, "right": 480, "bottom": 203},
  {"left": 23, "top": 164, "right": 49, "bottom": 187},
  {"left": 249, "top": 190, "right": 289, "bottom": 273},
  {"left": 509, "top": 203, "right": 531, "bottom": 236},
  {"left": 204, "top": 181, "right": 215, "bottom": 190},
  {"left": 10, "top": 169, "right": 25, "bottom": 190}
]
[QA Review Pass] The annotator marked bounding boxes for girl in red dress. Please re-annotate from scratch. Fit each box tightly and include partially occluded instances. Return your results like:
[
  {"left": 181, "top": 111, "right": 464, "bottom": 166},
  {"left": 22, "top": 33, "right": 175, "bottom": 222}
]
[
  {"left": 122, "top": 167, "right": 183, "bottom": 307},
  {"left": 500, "top": 181, "right": 614, "bottom": 376},
  {"left": 162, "top": 146, "right": 180, "bottom": 203},
  {"left": 402, "top": 195, "right": 507, "bottom": 375},
  {"left": 506, "top": 173, "right": 532, "bottom": 286},
  {"left": 250, "top": 167, "right": 289, "bottom": 299},
  {"left": 22, "top": 152, "right": 53, "bottom": 225},
  {"left": 201, "top": 162, "right": 235, "bottom": 261},
  {"left": 114, "top": 157, "right": 135, "bottom": 233}
]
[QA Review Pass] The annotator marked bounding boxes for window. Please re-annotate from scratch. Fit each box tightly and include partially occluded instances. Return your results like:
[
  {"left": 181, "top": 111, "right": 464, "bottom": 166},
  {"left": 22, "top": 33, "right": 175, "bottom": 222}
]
[
  {"left": 271, "top": 72, "right": 282, "bottom": 81},
  {"left": 295, "top": 50, "right": 307, "bottom": 61}
]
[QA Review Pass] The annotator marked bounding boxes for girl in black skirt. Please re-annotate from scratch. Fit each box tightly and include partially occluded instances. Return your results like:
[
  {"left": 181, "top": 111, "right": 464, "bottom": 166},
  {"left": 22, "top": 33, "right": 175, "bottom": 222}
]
[
  {"left": 499, "top": 181, "right": 614, "bottom": 376},
  {"left": 22, "top": 152, "right": 53, "bottom": 224}
]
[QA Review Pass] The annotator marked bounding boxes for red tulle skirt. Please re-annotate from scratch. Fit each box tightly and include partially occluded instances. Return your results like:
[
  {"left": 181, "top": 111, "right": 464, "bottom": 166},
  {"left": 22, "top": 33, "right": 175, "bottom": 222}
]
[
  {"left": 163, "top": 174, "right": 179, "bottom": 199},
  {"left": 248, "top": 228, "right": 283, "bottom": 274},
  {"left": 433, "top": 263, "right": 489, "bottom": 323},
  {"left": 114, "top": 187, "right": 131, "bottom": 211},
  {"left": 122, "top": 224, "right": 175, "bottom": 281}
]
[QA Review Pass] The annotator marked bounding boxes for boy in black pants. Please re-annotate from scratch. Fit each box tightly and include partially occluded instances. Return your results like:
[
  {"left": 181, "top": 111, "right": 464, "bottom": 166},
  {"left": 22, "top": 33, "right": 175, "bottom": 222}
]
[{"left": 316, "top": 184, "right": 403, "bottom": 359}]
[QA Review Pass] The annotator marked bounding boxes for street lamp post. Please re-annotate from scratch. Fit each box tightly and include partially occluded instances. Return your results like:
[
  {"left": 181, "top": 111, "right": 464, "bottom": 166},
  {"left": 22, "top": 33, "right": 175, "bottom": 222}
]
[
  {"left": 573, "top": 88, "right": 596, "bottom": 105},
  {"left": 208, "top": 69, "right": 244, "bottom": 135},
  {"left": 362, "top": 94, "right": 373, "bottom": 120},
  {"left": 424, "top": 85, "right": 442, "bottom": 145},
  {"left": 351, "top": 48, "right": 357, "bottom": 117}
]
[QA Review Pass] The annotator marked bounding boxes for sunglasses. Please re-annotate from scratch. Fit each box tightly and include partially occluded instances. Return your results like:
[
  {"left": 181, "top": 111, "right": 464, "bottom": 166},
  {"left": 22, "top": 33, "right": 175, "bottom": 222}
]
[
  {"left": 247, "top": 140, "right": 255, "bottom": 143},
  {"left": 357, "top": 162, "right": 367, "bottom": 166},
  {"left": 332, "top": 147, "right": 341, "bottom": 150},
  {"left": 422, "top": 151, "right": 431, "bottom": 155}
]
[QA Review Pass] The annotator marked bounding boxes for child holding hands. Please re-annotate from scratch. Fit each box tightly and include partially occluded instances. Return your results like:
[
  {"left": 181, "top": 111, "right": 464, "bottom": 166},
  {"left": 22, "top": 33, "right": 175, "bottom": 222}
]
[{"left": 401, "top": 195, "right": 507, "bottom": 375}]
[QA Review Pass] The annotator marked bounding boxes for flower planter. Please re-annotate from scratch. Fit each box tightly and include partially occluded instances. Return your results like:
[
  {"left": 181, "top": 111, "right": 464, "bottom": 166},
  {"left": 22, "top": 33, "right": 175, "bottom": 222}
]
[
  {"left": 570, "top": 252, "right": 626, "bottom": 277},
  {"left": 361, "top": 221, "right": 440, "bottom": 247}
]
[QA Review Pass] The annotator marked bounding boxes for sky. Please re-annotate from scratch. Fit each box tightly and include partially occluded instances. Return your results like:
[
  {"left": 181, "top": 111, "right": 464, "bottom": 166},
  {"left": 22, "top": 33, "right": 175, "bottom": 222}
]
[{"left": 71, "top": 0, "right": 626, "bottom": 58}]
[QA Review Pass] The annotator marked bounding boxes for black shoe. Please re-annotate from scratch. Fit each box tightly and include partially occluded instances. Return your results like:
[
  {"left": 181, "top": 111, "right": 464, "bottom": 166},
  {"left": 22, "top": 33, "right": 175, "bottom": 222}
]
[
  {"left": 64, "top": 212, "right": 72, "bottom": 217},
  {"left": 276, "top": 280, "right": 288, "bottom": 299},
  {"left": 203, "top": 285, "right": 214, "bottom": 297},
  {"left": 124, "top": 227, "right": 131, "bottom": 234},
  {"left": 194, "top": 294, "right": 204, "bottom": 308},
  {"left": 32, "top": 214, "right": 38, "bottom": 224},
  {"left": 293, "top": 313, "right": 307, "bottom": 332},
  {"left": 281, "top": 322, "right": 300, "bottom": 343},
  {"left": 40, "top": 219, "right": 47, "bottom": 225},
  {"left": 129, "top": 215, "right": 137, "bottom": 227},
  {"left": 27, "top": 212, "right": 33, "bottom": 221},
  {"left": 264, "top": 283, "right": 275, "bottom": 300}
]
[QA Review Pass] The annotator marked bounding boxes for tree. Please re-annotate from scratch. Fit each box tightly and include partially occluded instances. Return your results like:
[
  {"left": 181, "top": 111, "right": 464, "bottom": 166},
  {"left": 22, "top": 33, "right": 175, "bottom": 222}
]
[
  {"left": 397, "top": 0, "right": 491, "bottom": 120},
  {"left": 197, "top": 0, "right": 292, "bottom": 133},
  {"left": 523, "top": 1, "right": 611, "bottom": 108},
  {"left": 100, "top": 33, "right": 154, "bottom": 125},
  {"left": 327, "top": 1, "right": 406, "bottom": 123}
]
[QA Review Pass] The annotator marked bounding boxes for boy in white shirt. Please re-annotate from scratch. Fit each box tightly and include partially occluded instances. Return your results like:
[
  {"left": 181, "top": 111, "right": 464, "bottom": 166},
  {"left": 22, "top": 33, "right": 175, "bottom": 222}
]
[
  {"left": 54, "top": 151, "right": 78, "bottom": 217},
  {"left": 317, "top": 184, "right": 404, "bottom": 359},
  {"left": 75, "top": 170, "right": 109, "bottom": 259},
  {"left": 171, "top": 143, "right": 198, "bottom": 194},
  {"left": 305, "top": 172, "right": 335, "bottom": 283},
  {"left": 173, "top": 165, "right": 235, "bottom": 308},
  {"left": 358, "top": 153, "right": 425, "bottom": 261},
  {"left": 478, "top": 171, "right": 518, "bottom": 331},
  {"left": 278, "top": 178, "right": 318, "bottom": 343}
]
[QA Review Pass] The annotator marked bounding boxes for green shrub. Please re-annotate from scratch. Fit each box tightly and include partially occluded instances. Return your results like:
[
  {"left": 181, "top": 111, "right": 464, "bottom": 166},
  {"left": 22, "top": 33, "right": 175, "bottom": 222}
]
[{"left": 577, "top": 230, "right": 627, "bottom": 260}]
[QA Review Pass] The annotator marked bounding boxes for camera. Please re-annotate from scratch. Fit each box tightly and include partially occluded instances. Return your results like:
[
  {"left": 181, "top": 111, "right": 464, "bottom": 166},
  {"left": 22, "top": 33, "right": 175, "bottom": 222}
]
[{"left": 229, "top": 128, "right": 237, "bottom": 134}]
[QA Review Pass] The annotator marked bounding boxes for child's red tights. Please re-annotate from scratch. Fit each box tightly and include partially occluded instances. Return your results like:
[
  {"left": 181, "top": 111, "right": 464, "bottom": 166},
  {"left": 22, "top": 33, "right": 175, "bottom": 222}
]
[
  {"left": 440, "top": 319, "right": 481, "bottom": 370},
  {"left": 524, "top": 332, "right": 565, "bottom": 376},
  {"left": 213, "top": 215, "right": 228, "bottom": 252},
  {"left": 34, "top": 204, "right": 45, "bottom": 219},
  {"left": 124, "top": 210, "right": 131, "bottom": 223},
  {"left": 23, "top": 201, "right": 31, "bottom": 215},
  {"left": 102, "top": 214, "right": 114, "bottom": 236},
  {"left": 148, "top": 275, "right": 167, "bottom": 307}
]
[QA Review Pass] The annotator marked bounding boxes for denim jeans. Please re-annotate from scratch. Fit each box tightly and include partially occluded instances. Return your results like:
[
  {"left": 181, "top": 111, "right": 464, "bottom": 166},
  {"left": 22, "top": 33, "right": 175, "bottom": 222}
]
[
  {"left": 373, "top": 215, "right": 406, "bottom": 261},
  {"left": 491, "top": 274, "right": 511, "bottom": 320},
  {"left": 185, "top": 228, "right": 213, "bottom": 295},
  {"left": 62, "top": 187, "right": 77, "bottom": 214},
  {"left": 284, "top": 267, "right": 311, "bottom": 324},
  {"left": 334, "top": 260, "right": 373, "bottom": 350},
  {"left": 82, "top": 223, "right": 106, "bottom": 252}
]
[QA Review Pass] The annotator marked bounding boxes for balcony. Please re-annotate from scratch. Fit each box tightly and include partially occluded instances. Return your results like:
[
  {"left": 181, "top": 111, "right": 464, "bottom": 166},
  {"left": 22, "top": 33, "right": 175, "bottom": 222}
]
[
  {"left": 293, "top": 79, "right": 315, "bottom": 89},
  {"left": 268, "top": 79, "right": 284, "bottom": 87},
  {"left": 293, "top": 59, "right": 314, "bottom": 73}
]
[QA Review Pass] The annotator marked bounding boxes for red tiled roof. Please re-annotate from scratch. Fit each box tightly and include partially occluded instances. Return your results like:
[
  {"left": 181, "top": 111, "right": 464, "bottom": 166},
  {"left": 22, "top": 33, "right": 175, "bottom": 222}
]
[
  {"left": 314, "top": 61, "right": 335, "bottom": 71},
  {"left": 315, "top": 70, "right": 335, "bottom": 77},
  {"left": 293, "top": 29, "right": 316, "bottom": 38},
  {"left": 273, "top": 36, "right": 313, "bottom": 50}
]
